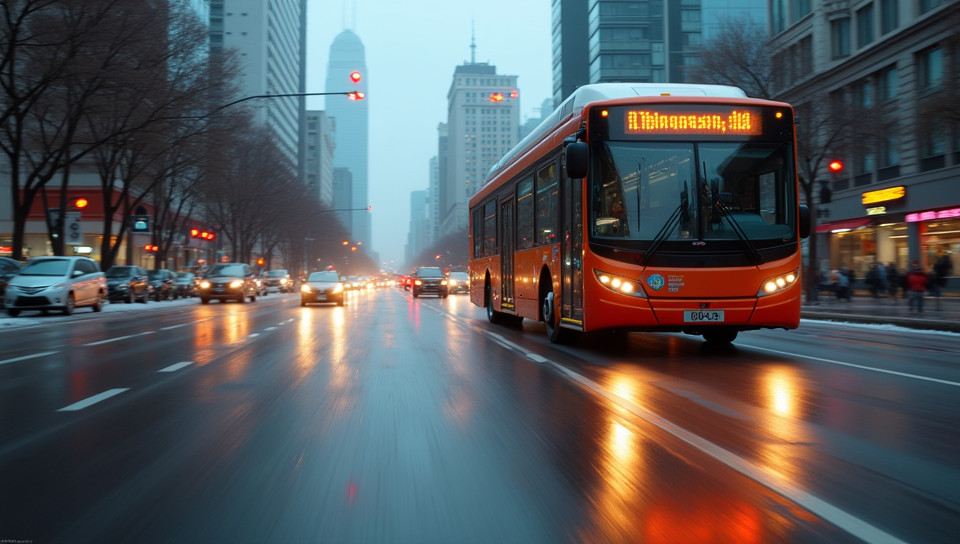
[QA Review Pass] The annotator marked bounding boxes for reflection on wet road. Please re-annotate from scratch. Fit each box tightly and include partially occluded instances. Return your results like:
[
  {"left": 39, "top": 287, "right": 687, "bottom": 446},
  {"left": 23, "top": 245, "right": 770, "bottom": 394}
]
[{"left": 0, "top": 289, "right": 955, "bottom": 543}]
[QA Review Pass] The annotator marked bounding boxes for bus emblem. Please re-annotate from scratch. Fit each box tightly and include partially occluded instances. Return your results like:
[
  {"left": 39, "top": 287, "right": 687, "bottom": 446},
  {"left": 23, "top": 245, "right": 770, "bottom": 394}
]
[{"left": 646, "top": 274, "right": 665, "bottom": 291}]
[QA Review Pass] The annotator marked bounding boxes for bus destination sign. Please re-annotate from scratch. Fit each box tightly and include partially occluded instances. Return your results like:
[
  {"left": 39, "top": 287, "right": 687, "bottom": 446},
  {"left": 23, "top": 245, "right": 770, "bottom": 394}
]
[{"left": 624, "top": 107, "right": 763, "bottom": 136}]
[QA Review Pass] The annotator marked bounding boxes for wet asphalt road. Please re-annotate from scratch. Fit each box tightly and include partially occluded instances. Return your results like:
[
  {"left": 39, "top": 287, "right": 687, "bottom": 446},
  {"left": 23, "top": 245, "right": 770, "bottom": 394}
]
[{"left": 0, "top": 288, "right": 957, "bottom": 543}]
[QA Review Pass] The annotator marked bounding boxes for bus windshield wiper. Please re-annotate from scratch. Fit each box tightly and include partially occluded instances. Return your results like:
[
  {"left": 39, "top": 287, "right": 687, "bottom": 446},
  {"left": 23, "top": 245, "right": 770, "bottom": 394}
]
[
  {"left": 703, "top": 176, "right": 762, "bottom": 265},
  {"left": 642, "top": 181, "right": 688, "bottom": 267}
]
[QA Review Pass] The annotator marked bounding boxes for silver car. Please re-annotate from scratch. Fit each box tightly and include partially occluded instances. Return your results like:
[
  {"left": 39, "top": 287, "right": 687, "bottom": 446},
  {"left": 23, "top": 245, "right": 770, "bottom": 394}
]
[{"left": 4, "top": 256, "right": 107, "bottom": 316}]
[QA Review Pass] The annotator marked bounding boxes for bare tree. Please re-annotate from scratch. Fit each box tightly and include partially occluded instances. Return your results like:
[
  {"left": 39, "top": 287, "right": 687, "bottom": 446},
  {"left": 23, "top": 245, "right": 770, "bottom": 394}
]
[{"left": 688, "top": 16, "right": 773, "bottom": 99}]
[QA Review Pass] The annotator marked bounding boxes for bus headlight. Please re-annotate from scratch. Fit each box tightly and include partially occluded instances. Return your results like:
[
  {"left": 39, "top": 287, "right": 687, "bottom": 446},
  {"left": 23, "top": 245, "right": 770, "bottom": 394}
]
[
  {"left": 594, "top": 269, "right": 646, "bottom": 298},
  {"left": 757, "top": 269, "right": 799, "bottom": 297}
]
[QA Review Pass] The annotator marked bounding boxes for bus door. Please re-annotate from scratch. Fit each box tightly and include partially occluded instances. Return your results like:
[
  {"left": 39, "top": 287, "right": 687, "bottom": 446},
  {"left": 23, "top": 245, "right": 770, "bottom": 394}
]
[
  {"left": 500, "top": 197, "right": 515, "bottom": 310},
  {"left": 561, "top": 176, "right": 584, "bottom": 325}
]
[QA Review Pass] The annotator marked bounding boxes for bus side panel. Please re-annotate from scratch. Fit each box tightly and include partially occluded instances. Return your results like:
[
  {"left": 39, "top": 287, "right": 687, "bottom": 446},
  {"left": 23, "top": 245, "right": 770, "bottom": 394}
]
[
  {"left": 512, "top": 246, "right": 553, "bottom": 320},
  {"left": 469, "top": 255, "right": 498, "bottom": 308}
]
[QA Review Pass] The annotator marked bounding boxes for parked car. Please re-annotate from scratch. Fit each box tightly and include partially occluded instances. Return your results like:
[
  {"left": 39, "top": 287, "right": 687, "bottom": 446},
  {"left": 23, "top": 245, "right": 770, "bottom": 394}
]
[
  {"left": 261, "top": 269, "right": 293, "bottom": 293},
  {"left": 147, "top": 269, "right": 177, "bottom": 301},
  {"left": 173, "top": 272, "right": 197, "bottom": 298},
  {"left": 300, "top": 270, "right": 345, "bottom": 307},
  {"left": 4, "top": 256, "right": 106, "bottom": 316},
  {"left": 198, "top": 263, "right": 259, "bottom": 303},
  {"left": 0, "top": 256, "right": 22, "bottom": 308},
  {"left": 105, "top": 265, "right": 151, "bottom": 303},
  {"left": 412, "top": 266, "right": 448, "bottom": 298},
  {"left": 447, "top": 271, "right": 470, "bottom": 294}
]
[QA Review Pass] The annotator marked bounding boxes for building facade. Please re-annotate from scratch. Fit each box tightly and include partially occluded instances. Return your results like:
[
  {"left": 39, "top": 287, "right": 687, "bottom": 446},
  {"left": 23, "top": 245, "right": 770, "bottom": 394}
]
[
  {"left": 442, "top": 63, "right": 519, "bottom": 237},
  {"left": 406, "top": 191, "right": 429, "bottom": 264},
  {"left": 769, "top": 0, "right": 959, "bottom": 279},
  {"left": 325, "top": 30, "right": 370, "bottom": 249},
  {"left": 304, "top": 111, "right": 336, "bottom": 206},
  {"left": 207, "top": 0, "right": 307, "bottom": 172}
]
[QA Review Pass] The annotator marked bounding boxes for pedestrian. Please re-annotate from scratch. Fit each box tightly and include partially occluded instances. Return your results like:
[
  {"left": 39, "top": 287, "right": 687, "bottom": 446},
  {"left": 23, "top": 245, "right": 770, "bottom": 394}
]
[
  {"left": 906, "top": 261, "right": 929, "bottom": 313},
  {"left": 866, "top": 264, "right": 881, "bottom": 298},
  {"left": 932, "top": 253, "right": 953, "bottom": 310},
  {"left": 835, "top": 269, "right": 851, "bottom": 301},
  {"left": 885, "top": 262, "right": 899, "bottom": 302}
]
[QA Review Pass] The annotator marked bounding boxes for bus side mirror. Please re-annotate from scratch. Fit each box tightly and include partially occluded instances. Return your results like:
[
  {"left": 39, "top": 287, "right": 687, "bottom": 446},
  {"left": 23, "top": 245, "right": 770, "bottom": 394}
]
[
  {"left": 565, "top": 141, "right": 588, "bottom": 179},
  {"left": 799, "top": 204, "right": 811, "bottom": 239}
]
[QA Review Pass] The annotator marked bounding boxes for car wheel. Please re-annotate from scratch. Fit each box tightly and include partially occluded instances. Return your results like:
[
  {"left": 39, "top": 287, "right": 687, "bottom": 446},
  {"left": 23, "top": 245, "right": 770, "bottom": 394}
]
[
  {"left": 7, "top": 308, "right": 20, "bottom": 317},
  {"left": 63, "top": 293, "right": 75, "bottom": 315},
  {"left": 92, "top": 292, "right": 104, "bottom": 312},
  {"left": 127, "top": 290, "right": 135, "bottom": 304}
]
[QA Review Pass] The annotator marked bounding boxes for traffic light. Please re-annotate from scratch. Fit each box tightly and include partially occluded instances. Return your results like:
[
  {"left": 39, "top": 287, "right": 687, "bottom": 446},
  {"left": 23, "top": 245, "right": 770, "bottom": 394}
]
[
  {"left": 347, "top": 91, "right": 365, "bottom": 101},
  {"left": 828, "top": 160, "right": 844, "bottom": 173},
  {"left": 190, "top": 227, "right": 200, "bottom": 238},
  {"left": 349, "top": 70, "right": 361, "bottom": 83},
  {"left": 72, "top": 197, "right": 89, "bottom": 209},
  {"left": 257, "top": 258, "right": 265, "bottom": 266},
  {"left": 489, "top": 92, "right": 504, "bottom": 102},
  {"left": 200, "top": 231, "right": 215, "bottom": 241},
  {"left": 144, "top": 244, "right": 158, "bottom": 253}
]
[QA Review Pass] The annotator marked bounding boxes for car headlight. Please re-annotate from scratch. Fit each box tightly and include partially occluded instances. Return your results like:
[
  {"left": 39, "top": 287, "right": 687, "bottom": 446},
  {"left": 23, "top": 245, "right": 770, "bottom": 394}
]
[
  {"left": 414, "top": 279, "right": 422, "bottom": 286},
  {"left": 229, "top": 280, "right": 243, "bottom": 289},
  {"left": 757, "top": 269, "right": 799, "bottom": 297},
  {"left": 441, "top": 280, "right": 448, "bottom": 285},
  {"left": 280, "top": 278, "right": 288, "bottom": 285},
  {"left": 300, "top": 284, "right": 312, "bottom": 293},
  {"left": 200, "top": 280, "right": 211, "bottom": 289},
  {"left": 594, "top": 269, "right": 646, "bottom": 298},
  {"left": 333, "top": 283, "right": 344, "bottom": 293}
]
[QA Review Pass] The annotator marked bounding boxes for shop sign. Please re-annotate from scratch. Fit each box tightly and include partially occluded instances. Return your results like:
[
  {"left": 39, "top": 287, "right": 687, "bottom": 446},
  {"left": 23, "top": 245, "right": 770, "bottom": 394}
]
[
  {"left": 861, "top": 186, "right": 905, "bottom": 205},
  {"left": 906, "top": 207, "right": 960, "bottom": 222},
  {"left": 866, "top": 207, "right": 886, "bottom": 215}
]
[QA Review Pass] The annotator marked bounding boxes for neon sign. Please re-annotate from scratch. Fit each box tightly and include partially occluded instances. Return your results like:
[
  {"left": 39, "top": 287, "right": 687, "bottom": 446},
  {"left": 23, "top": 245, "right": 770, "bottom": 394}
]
[
  {"left": 625, "top": 108, "right": 762, "bottom": 136},
  {"left": 861, "top": 186, "right": 905, "bottom": 205},
  {"left": 907, "top": 207, "right": 960, "bottom": 222}
]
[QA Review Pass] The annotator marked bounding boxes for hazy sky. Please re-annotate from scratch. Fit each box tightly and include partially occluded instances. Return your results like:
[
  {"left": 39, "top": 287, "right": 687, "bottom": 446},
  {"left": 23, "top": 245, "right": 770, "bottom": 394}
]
[{"left": 305, "top": 0, "right": 553, "bottom": 268}]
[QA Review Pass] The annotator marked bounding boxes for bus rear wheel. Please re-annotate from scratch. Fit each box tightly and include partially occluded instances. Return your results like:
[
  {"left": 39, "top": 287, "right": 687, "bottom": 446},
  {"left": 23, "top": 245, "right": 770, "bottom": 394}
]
[{"left": 702, "top": 328, "right": 738, "bottom": 344}]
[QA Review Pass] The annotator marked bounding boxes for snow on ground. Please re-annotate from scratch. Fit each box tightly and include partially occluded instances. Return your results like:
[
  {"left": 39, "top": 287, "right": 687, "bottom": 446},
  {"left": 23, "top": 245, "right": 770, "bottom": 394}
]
[{"left": 0, "top": 296, "right": 202, "bottom": 330}]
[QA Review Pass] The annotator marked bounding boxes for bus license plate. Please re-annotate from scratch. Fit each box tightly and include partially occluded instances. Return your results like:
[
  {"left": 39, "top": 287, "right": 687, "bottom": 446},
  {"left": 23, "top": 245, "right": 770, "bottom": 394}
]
[{"left": 684, "top": 310, "right": 724, "bottom": 323}]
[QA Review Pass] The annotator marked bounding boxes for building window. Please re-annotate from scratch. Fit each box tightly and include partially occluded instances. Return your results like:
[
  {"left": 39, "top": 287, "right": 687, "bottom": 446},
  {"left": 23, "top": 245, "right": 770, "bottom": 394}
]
[
  {"left": 921, "top": 0, "right": 944, "bottom": 14},
  {"left": 918, "top": 46, "right": 943, "bottom": 90},
  {"left": 772, "top": 0, "right": 787, "bottom": 34},
  {"left": 880, "top": 0, "right": 898, "bottom": 34},
  {"left": 799, "top": 35, "right": 813, "bottom": 76},
  {"left": 854, "top": 79, "right": 874, "bottom": 109},
  {"left": 921, "top": 120, "right": 947, "bottom": 171},
  {"left": 856, "top": 3, "right": 875, "bottom": 49},
  {"left": 831, "top": 18, "right": 851, "bottom": 59},
  {"left": 792, "top": 0, "right": 811, "bottom": 21},
  {"left": 878, "top": 66, "right": 898, "bottom": 101}
]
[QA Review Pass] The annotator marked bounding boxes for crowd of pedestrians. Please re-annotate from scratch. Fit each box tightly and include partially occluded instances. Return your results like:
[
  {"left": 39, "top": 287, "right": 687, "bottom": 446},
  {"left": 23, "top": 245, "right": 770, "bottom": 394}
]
[{"left": 829, "top": 252, "right": 955, "bottom": 313}]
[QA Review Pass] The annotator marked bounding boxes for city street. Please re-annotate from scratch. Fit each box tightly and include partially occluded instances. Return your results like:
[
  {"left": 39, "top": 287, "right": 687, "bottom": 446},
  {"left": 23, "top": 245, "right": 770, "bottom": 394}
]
[{"left": 0, "top": 289, "right": 958, "bottom": 543}]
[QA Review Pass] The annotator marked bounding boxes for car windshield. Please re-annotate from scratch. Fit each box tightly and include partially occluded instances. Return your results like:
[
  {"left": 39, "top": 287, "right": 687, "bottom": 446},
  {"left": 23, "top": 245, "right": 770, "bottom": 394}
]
[
  {"left": 450, "top": 272, "right": 468, "bottom": 281},
  {"left": 147, "top": 270, "right": 166, "bottom": 280},
  {"left": 308, "top": 271, "right": 340, "bottom": 282},
  {"left": 417, "top": 267, "right": 443, "bottom": 278},
  {"left": 176, "top": 273, "right": 194, "bottom": 281},
  {"left": 207, "top": 264, "right": 246, "bottom": 277},
  {"left": 20, "top": 258, "right": 69, "bottom": 276},
  {"left": 267, "top": 270, "right": 288, "bottom": 278},
  {"left": 106, "top": 267, "right": 135, "bottom": 278}
]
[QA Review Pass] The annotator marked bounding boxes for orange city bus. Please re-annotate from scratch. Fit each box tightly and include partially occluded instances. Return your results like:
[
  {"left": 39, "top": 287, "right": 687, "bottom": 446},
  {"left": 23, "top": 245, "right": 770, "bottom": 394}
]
[{"left": 468, "top": 83, "right": 810, "bottom": 344}]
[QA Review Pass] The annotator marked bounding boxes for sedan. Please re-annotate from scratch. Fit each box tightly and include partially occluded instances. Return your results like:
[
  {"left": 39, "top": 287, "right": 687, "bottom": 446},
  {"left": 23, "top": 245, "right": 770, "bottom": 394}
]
[
  {"left": 105, "top": 265, "right": 150, "bottom": 303},
  {"left": 4, "top": 256, "right": 106, "bottom": 316},
  {"left": 412, "top": 266, "right": 448, "bottom": 298},
  {"left": 173, "top": 272, "right": 197, "bottom": 298},
  {"left": 147, "top": 269, "right": 177, "bottom": 301},
  {"left": 0, "top": 256, "right": 22, "bottom": 308},
  {"left": 197, "top": 263, "right": 259, "bottom": 304},
  {"left": 300, "top": 270, "right": 344, "bottom": 306},
  {"left": 447, "top": 271, "right": 470, "bottom": 294}
]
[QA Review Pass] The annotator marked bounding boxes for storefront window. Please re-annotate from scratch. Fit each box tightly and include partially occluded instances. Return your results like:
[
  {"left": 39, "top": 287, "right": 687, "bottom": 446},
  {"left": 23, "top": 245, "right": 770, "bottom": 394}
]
[{"left": 921, "top": 218, "right": 959, "bottom": 273}]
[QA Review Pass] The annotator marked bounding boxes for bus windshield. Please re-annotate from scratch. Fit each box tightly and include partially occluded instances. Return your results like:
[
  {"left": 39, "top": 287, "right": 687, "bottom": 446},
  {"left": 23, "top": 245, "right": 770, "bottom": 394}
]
[{"left": 591, "top": 141, "right": 794, "bottom": 243}]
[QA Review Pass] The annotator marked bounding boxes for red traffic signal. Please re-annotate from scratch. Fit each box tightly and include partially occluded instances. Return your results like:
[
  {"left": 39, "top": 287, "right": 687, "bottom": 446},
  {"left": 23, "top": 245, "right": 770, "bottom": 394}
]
[
  {"left": 200, "top": 231, "right": 215, "bottom": 241},
  {"left": 828, "top": 160, "right": 844, "bottom": 173},
  {"left": 489, "top": 92, "right": 504, "bottom": 102},
  {"left": 349, "top": 70, "right": 361, "bottom": 83},
  {"left": 73, "top": 197, "right": 89, "bottom": 209},
  {"left": 144, "top": 244, "right": 158, "bottom": 253},
  {"left": 256, "top": 258, "right": 265, "bottom": 266},
  {"left": 347, "top": 91, "right": 365, "bottom": 101},
  {"left": 190, "top": 227, "right": 200, "bottom": 238}
]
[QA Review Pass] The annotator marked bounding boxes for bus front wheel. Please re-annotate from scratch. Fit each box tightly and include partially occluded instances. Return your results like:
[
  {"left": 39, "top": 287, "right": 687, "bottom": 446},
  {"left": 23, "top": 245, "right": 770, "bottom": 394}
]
[{"left": 543, "top": 291, "right": 576, "bottom": 344}]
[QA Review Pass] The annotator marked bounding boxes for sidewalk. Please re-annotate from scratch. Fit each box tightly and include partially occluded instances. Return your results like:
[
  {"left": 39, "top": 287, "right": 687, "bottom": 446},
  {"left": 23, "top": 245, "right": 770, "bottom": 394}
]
[{"left": 801, "top": 291, "right": 960, "bottom": 333}]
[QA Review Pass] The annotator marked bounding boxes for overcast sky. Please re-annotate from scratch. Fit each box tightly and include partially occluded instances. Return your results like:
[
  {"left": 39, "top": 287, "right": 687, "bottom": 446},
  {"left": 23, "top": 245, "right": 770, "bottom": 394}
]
[{"left": 305, "top": 0, "right": 553, "bottom": 268}]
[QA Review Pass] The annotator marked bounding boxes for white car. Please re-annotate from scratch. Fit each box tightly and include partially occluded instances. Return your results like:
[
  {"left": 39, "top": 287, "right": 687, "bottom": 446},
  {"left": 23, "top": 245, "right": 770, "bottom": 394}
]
[{"left": 4, "top": 256, "right": 107, "bottom": 316}]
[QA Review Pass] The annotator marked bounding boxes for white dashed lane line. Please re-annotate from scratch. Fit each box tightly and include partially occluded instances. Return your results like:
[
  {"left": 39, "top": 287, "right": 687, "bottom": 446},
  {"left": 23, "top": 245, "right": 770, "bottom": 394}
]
[
  {"left": 0, "top": 351, "right": 59, "bottom": 366},
  {"left": 157, "top": 361, "right": 194, "bottom": 373},
  {"left": 57, "top": 388, "right": 130, "bottom": 412}
]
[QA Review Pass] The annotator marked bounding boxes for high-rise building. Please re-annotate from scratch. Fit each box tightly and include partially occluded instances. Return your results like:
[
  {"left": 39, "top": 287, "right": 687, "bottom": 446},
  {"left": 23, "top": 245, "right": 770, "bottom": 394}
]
[
  {"left": 304, "top": 111, "right": 335, "bottom": 205},
  {"left": 332, "top": 167, "right": 353, "bottom": 234},
  {"left": 325, "top": 30, "right": 370, "bottom": 249},
  {"left": 406, "top": 191, "right": 429, "bottom": 264},
  {"left": 207, "top": 0, "right": 307, "bottom": 172},
  {"left": 442, "top": 60, "right": 519, "bottom": 237},
  {"left": 552, "top": 0, "right": 765, "bottom": 104},
  {"left": 428, "top": 156, "right": 440, "bottom": 246},
  {"left": 769, "top": 0, "right": 960, "bottom": 276}
]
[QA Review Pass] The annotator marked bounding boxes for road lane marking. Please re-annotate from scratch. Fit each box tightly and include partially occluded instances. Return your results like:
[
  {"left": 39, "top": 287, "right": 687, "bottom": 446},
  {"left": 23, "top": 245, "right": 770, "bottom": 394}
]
[
  {"left": 264, "top": 326, "right": 277, "bottom": 331},
  {"left": 470, "top": 321, "right": 909, "bottom": 543},
  {"left": 0, "top": 351, "right": 58, "bottom": 366},
  {"left": 157, "top": 361, "right": 194, "bottom": 373},
  {"left": 159, "top": 323, "right": 191, "bottom": 331},
  {"left": 248, "top": 333, "right": 260, "bottom": 338},
  {"left": 749, "top": 345, "right": 960, "bottom": 387},
  {"left": 83, "top": 331, "right": 155, "bottom": 346},
  {"left": 57, "top": 388, "right": 130, "bottom": 412}
]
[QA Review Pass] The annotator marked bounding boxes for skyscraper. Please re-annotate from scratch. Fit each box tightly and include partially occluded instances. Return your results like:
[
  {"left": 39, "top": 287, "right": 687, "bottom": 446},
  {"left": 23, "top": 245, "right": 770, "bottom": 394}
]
[
  {"left": 442, "top": 61, "right": 519, "bottom": 236},
  {"left": 325, "top": 30, "right": 370, "bottom": 248},
  {"left": 207, "top": 0, "right": 307, "bottom": 171}
]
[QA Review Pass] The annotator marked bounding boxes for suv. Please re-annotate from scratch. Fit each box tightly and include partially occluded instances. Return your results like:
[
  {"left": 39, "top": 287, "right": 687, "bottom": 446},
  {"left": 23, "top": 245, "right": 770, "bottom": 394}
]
[
  {"left": 262, "top": 269, "right": 293, "bottom": 293},
  {"left": 198, "top": 263, "right": 259, "bottom": 303},
  {"left": 412, "top": 266, "right": 448, "bottom": 298},
  {"left": 447, "top": 271, "right": 470, "bottom": 294},
  {"left": 4, "top": 256, "right": 106, "bottom": 316},
  {"left": 105, "top": 265, "right": 151, "bottom": 303}
]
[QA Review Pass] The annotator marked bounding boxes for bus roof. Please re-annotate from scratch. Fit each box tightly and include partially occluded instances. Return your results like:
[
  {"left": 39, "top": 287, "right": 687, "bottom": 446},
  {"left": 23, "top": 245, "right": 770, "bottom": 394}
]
[{"left": 483, "top": 83, "right": 749, "bottom": 185}]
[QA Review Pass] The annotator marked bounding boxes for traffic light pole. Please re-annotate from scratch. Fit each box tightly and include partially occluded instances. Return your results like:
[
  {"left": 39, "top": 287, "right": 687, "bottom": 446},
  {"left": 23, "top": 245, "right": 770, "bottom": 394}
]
[{"left": 207, "top": 91, "right": 364, "bottom": 117}]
